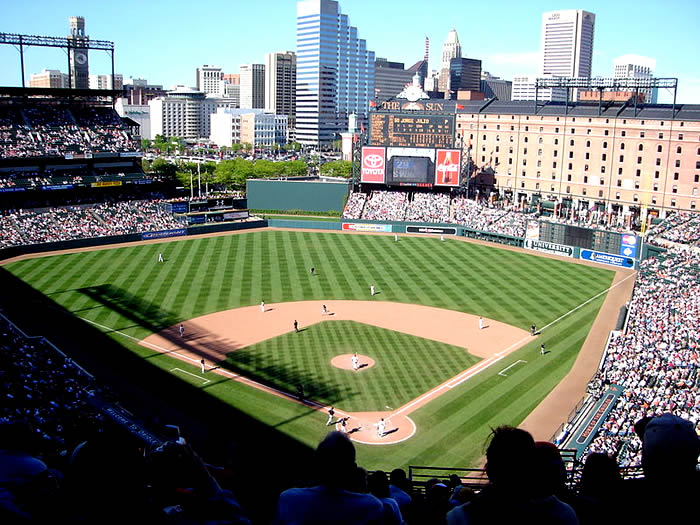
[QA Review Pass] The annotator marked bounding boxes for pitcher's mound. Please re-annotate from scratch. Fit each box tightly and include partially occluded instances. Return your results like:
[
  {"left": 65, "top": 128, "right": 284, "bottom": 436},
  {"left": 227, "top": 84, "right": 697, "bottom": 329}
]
[{"left": 331, "top": 354, "right": 375, "bottom": 371}]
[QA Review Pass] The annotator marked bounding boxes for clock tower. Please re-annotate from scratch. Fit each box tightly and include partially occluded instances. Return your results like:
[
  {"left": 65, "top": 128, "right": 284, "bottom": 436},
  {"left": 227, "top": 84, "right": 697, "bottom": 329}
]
[{"left": 68, "top": 16, "right": 89, "bottom": 89}]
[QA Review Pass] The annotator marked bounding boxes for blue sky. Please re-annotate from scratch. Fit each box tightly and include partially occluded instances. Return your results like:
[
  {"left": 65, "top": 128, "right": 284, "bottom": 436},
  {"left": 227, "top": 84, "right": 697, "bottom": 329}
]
[{"left": 1, "top": 0, "right": 698, "bottom": 102}]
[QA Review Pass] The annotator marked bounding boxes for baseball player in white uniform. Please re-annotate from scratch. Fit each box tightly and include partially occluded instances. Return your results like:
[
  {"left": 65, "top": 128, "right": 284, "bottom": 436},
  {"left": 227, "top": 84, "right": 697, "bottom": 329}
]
[
  {"left": 179, "top": 324, "right": 184, "bottom": 337},
  {"left": 479, "top": 317, "right": 484, "bottom": 330},
  {"left": 352, "top": 354, "right": 359, "bottom": 370},
  {"left": 260, "top": 300, "right": 265, "bottom": 313},
  {"left": 377, "top": 418, "right": 386, "bottom": 438},
  {"left": 370, "top": 285, "right": 375, "bottom": 296},
  {"left": 158, "top": 253, "right": 164, "bottom": 262},
  {"left": 200, "top": 359, "right": 206, "bottom": 373},
  {"left": 326, "top": 407, "right": 335, "bottom": 426}
]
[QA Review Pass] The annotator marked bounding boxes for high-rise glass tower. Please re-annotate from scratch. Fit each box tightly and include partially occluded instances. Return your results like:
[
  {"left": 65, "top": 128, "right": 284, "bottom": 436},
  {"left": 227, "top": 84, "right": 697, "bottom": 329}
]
[{"left": 296, "top": 0, "right": 375, "bottom": 147}]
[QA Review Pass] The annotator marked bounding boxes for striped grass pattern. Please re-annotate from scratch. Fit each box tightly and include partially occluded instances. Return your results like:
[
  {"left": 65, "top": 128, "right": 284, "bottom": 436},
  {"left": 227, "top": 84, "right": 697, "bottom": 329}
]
[{"left": 6, "top": 231, "right": 615, "bottom": 469}]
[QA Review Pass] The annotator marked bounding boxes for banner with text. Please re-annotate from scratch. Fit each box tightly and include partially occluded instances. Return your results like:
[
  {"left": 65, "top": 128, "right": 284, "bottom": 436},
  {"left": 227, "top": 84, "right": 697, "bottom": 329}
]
[
  {"left": 141, "top": 228, "right": 187, "bottom": 240},
  {"left": 406, "top": 225, "right": 457, "bottom": 235},
  {"left": 342, "top": 223, "right": 392, "bottom": 233},
  {"left": 580, "top": 249, "right": 635, "bottom": 268},
  {"left": 361, "top": 146, "right": 386, "bottom": 183},
  {"left": 524, "top": 239, "right": 574, "bottom": 258}
]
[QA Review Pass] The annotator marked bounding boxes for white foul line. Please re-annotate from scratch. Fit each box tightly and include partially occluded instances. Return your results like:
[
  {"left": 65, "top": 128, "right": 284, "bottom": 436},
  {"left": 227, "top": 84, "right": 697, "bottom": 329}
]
[
  {"left": 77, "top": 316, "right": 326, "bottom": 407},
  {"left": 170, "top": 367, "right": 210, "bottom": 384},
  {"left": 538, "top": 272, "right": 636, "bottom": 332},
  {"left": 497, "top": 360, "right": 528, "bottom": 377}
]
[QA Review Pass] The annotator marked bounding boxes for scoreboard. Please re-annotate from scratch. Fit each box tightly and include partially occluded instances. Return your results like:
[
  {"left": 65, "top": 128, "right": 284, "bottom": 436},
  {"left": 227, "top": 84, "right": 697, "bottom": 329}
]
[
  {"left": 538, "top": 222, "right": 634, "bottom": 255},
  {"left": 369, "top": 113, "right": 455, "bottom": 149}
]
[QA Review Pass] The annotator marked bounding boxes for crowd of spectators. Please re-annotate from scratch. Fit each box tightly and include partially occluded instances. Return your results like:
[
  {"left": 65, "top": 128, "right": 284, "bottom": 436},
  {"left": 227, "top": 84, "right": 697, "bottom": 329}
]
[
  {"left": 0, "top": 103, "right": 138, "bottom": 159},
  {"left": 647, "top": 211, "right": 700, "bottom": 246},
  {"left": 405, "top": 192, "right": 451, "bottom": 223},
  {"left": 0, "top": 315, "right": 251, "bottom": 523},
  {"left": 582, "top": 246, "right": 700, "bottom": 467},
  {"left": 0, "top": 200, "right": 183, "bottom": 248},
  {"left": 342, "top": 190, "right": 538, "bottom": 237},
  {"left": 341, "top": 191, "right": 367, "bottom": 219},
  {"left": 362, "top": 190, "right": 409, "bottom": 221}
]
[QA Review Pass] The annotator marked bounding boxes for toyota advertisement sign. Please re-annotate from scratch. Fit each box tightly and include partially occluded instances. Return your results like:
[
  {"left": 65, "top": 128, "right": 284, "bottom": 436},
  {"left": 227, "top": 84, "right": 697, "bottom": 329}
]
[
  {"left": 435, "top": 149, "right": 461, "bottom": 186},
  {"left": 361, "top": 147, "right": 386, "bottom": 183}
]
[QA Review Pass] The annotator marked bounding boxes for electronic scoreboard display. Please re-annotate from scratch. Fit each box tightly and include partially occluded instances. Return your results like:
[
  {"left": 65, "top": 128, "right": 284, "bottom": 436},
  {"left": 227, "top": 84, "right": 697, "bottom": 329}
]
[
  {"left": 538, "top": 222, "right": 629, "bottom": 254},
  {"left": 386, "top": 157, "right": 431, "bottom": 186},
  {"left": 370, "top": 113, "right": 455, "bottom": 149}
]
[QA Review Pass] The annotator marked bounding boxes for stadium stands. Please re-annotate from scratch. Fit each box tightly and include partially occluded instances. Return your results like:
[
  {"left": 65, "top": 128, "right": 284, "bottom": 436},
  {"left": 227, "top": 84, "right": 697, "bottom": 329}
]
[{"left": 0, "top": 200, "right": 182, "bottom": 247}]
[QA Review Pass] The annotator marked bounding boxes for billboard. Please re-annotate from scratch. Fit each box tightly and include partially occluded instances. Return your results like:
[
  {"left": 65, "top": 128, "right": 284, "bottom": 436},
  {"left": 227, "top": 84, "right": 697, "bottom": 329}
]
[
  {"left": 619, "top": 234, "right": 637, "bottom": 258},
  {"left": 342, "top": 223, "right": 392, "bottom": 232},
  {"left": 369, "top": 113, "right": 455, "bottom": 148},
  {"left": 580, "top": 249, "right": 635, "bottom": 268},
  {"left": 361, "top": 147, "right": 386, "bottom": 183},
  {"left": 435, "top": 149, "right": 461, "bottom": 186},
  {"left": 524, "top": 239, "right": 574, "bottom": 258},
  {"left": 406, "top": 226, "right": 457, "bottom": 235}
]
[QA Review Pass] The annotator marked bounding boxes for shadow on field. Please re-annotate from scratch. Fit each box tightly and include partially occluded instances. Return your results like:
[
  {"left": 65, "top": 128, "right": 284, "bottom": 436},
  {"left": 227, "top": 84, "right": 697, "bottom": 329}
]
[
  {"left": 77, "top": 284, "right": 351, "bottom": 405},
  {"left": 0, "top": 268, "right": 315, "bottom": 524}
]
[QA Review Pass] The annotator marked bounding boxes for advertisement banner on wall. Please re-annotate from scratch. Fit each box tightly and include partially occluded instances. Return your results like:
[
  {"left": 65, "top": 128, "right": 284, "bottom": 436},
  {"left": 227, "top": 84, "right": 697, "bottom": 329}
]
[
  {"left": 619, "top": 234, "right": 638, "bottom": 258},
  {"left": 406, "top": 226, "right": 457, "bottom": 235},
  {"left": 580, "top": 249, "right": 635, "bottom": 268},
  {"left": 524, "top": 239, "right": 574, "bottom": 257},
  {"left": 342, "top": 223, "right": 392, "bottom": 233},
  {"left": 434, "top": 149, "right": 461, "bottom": 186},
  {"left": 526, "top": 220, "right": 540, "bottom": 240},
  {"left": 361, "top": 147, "right": 386, "bottom": 183}
]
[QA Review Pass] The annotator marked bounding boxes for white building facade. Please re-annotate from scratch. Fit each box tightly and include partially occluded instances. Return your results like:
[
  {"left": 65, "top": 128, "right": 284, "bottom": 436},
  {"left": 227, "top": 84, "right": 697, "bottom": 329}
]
[
  {"left": 89, "top": 74, "right": 123, "bottom": 90},
  {"left": 149, "top": 86, "right": 233, "bottom": 140},
  {"left": 210, "top": 108, "right": 287, "bottom": 148},
  {"left": 29, "top": 69, "right": 69, "bottom": 88},
  {"left": 613, "top": 54, "right": 657, "bottom": 103},
  {"left": 511, "top": 74, "right": 567, "bottom": 102},
  {"left": 196, "top": 65, "right": 224, "bottom": 95},
  {"left": 240, "top": 64, "right": 265, "bottom": 109}
]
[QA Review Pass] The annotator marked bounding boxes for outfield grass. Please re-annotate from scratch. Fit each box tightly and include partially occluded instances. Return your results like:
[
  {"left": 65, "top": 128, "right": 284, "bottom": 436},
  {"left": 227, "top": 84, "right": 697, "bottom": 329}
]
[{"left": 6, "top": 230, "right": 615, "bottom": 469}]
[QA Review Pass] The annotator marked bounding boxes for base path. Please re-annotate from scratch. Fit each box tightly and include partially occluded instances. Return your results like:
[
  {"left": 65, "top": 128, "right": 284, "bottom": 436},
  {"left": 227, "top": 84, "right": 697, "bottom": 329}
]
[{"left": 140, "top": 300, "right": 530, "bottom": 444}]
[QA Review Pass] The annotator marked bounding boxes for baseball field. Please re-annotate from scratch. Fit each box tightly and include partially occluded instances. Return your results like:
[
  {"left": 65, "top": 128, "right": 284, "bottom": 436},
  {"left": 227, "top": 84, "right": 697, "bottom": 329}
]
[{"left": 4, "top": 229, "right": 623, "bottom": 471}]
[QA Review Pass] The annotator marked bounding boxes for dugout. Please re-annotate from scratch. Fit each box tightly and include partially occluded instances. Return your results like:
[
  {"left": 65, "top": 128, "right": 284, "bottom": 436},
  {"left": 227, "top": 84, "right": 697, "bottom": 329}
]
[{"left": 247, "top": 179, "right": 351, "bottom": 213}]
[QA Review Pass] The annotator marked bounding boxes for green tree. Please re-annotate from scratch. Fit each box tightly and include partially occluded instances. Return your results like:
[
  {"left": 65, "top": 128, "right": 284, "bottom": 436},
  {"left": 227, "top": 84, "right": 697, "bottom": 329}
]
[
  {"left": 141, "top": 138, "right": 152, "bottom": 151},
  {"left": 141, "top": 158, "right": 152, "bottom": 173},
  {"left": 282, "top": 160, "right": 308, "bottom": 177},
  {"left": 285, "top": 141, "right": 302, "bottom": 152},
  {"left": 252, "top": 159, "right": 281, "bottom": 179},
  {"left": 151, "top": 158, "right": 177, "bottom": 180},
  {"left": 215, "top": 158, "right": 254, "bottom": 190},
  {"left": 331, "top": 139, "right": 342, "bottom": 152},
  {"left": 153, "top": 134, "right": 169, "bottom": 154},
  {"left": 320, "top": 160, "right": 352, "bottom": 178}
]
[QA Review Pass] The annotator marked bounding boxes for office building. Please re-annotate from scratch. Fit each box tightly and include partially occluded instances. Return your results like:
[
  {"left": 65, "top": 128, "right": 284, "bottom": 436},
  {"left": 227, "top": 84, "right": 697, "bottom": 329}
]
[
  {"left": 123, "top": 78, "right": 166, "bottom": 106},
  {"left": 438, "top": 29, "right": 461, "bottom": 94},
  {"left": 614, "top": 55, "right": 657, "bottom": 104},
  {"left": 481, "top": 72, "right": 512, "bottom": 101},
  {"left": 265, "top": 51, "right": 296, "bottom": 132},
  {"left": 115, "top": 98, "right": 151, "bottom": 139},
  {"left": 196, "top": 65, "right": 224, "bottom": 95},
  {"left": 540, "top": 9, "right": 595, "bottom": 99},
  {"left": 374, "top": 58, "right": 413, "bottom": 102},
  {"left": 295, "top": 0, "right": 375, "bottom": 146},
  {"left": 240, "top": 64, "right": 265, "bottom": 109},
  {"left": 29, "top": 69, "right": 69, "bottom": 89},
  {"left": 512, "top": 74, "right": 567, "bottom": 102},
  {"left": 149, "top": 86, "right": 234, "bottom": 140},
  {"left": 210, "top": 108, "right": 288, "bottom": 148},
  {"left": 449, "top": 57, "right": 481, "bottom": 94},
  {"left": 89, "top": 74, "right": 123, "bottom": 90}
]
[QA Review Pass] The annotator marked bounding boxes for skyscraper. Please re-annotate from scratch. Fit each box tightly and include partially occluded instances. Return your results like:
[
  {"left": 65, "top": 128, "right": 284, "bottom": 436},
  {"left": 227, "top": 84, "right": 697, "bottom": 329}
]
[
  {"left": 196, "top": 65, "right": 223, "bottom": 95},
  {"left": 265, "top": 51, "right": 296, "bottom": 134},
  {"left": 613, "top": 55, "right": 657, "bottom": 103},
  {"left": 540, "top": 9, "right": 595, "bottom": 99},
  {"left": 68, "top": 16, "right": 89, "bottom": 89},
  {"left": 295, "top": 0, "right": 375, "bottom": 147},
  {"left": 374, "top": 58, "right": 413, "bottom": 102},
  {"left": 438, "top": 29, "right": 461, "bottom": 94},
  {"left": 240, "top": 64, "right": 265, "bottom": 109}
]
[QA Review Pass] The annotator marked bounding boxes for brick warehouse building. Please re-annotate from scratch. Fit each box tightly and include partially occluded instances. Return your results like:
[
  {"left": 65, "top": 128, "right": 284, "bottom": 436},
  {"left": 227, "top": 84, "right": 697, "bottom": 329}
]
[{"left": 455, "top": 100, "right": 700, "bottom": 219}]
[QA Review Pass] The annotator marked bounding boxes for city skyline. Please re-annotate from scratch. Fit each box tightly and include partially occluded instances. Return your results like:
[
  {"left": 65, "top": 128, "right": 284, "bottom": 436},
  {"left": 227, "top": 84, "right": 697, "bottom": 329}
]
[{"left": 1, "top": 0, "right": 698, "bottom": 103}]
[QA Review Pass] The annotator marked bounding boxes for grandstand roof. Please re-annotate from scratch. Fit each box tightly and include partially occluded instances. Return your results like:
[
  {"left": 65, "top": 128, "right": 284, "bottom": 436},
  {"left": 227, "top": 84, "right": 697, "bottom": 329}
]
[
  {"left": 0, "top": 86, "right": 123, "bottom": 102},
  {"left": 454, "top": 99, "right": 700, "bottom": 121}
]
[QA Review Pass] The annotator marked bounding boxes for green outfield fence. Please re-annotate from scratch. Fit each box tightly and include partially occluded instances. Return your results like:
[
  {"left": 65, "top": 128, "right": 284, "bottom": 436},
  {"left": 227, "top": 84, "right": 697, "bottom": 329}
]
[{"left": 247, "top": 179, "right": 351, "bottom": 213}]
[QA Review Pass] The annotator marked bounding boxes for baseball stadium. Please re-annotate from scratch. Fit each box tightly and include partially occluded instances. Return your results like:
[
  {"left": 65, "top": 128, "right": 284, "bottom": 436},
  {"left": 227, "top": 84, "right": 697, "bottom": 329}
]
[{"left": 1, "top": 65, "right": 698, "bottom": 525}]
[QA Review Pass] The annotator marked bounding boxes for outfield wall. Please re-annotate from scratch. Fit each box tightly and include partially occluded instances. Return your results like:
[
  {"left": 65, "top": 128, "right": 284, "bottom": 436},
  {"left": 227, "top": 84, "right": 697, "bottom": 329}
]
[{"left": 247, "top": 179, "right": 351, "bottom": 213}]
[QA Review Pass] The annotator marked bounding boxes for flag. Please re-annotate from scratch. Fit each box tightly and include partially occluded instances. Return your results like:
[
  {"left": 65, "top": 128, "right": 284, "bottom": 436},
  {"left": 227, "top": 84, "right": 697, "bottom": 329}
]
[
  {"left": 369, "top": 100, "right": 377, "bottom": 108},
  {"left": 360, "top": 123, "right": 365, "bottom": 134},
  {"left": 353, "top": 134, "right": 358, "bottom": 144},
  {"left": 456, "top": 104, "right": 465, "bottom": 110}
]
